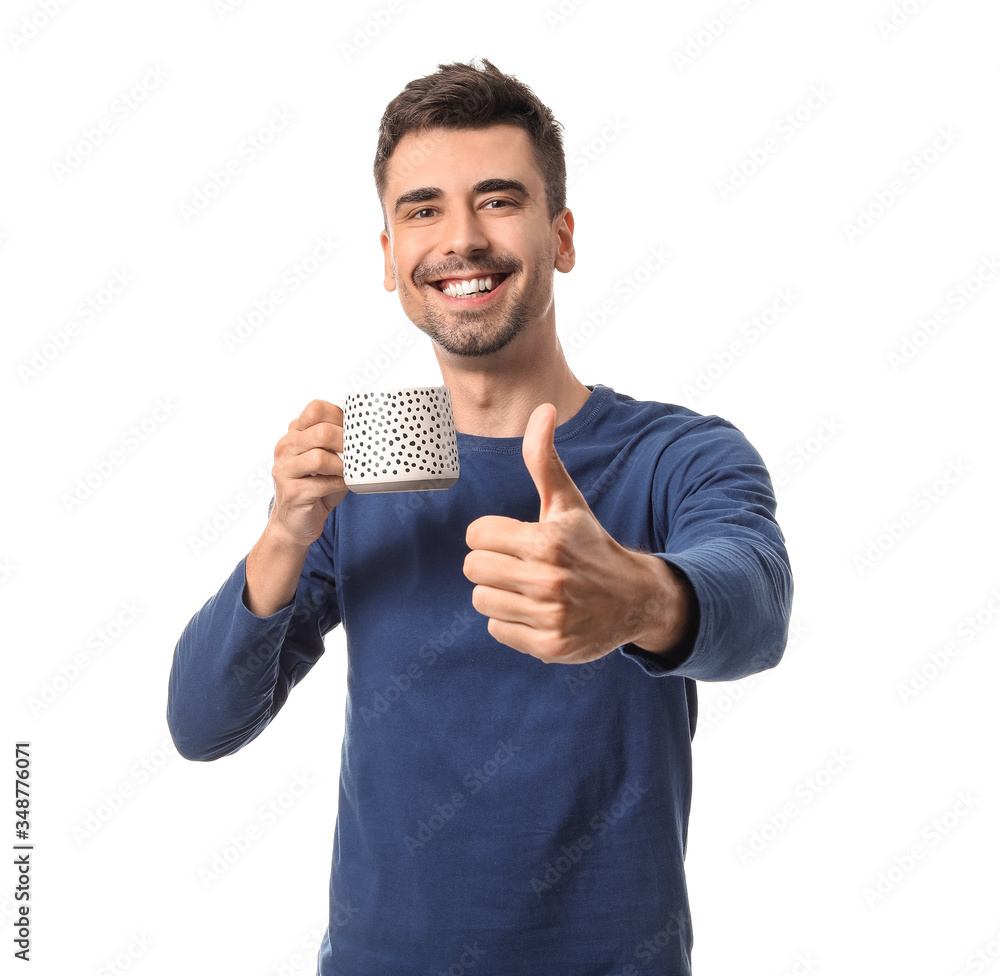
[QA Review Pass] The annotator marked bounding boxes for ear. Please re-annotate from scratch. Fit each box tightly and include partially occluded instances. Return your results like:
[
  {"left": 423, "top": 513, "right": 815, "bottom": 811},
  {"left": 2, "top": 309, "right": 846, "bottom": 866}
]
[
  {"left": 380, "top": 228, "right": 397, "bottom": 292},
  {"left": 554, "top": 208, "right": 575, "bottom": 274}
]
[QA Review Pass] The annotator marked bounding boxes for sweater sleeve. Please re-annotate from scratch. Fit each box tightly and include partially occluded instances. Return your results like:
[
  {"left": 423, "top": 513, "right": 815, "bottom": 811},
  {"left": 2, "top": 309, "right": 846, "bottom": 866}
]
[
  {"left": 619, "top": 418, "right": 793, "bottom": 682},
  {"left": 166, "top": 520, "right": 341, "bottom": 761}
]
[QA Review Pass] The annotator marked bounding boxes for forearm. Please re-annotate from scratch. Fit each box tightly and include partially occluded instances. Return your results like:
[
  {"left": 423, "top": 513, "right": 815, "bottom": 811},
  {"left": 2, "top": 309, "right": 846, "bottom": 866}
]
[
  {"left": 169, "top": 398, "right": 346, "bottom": 759},
  {"left": 168, "top": 538, "right": 337, "bottom": 760},
  {"left": 625, "top": 551, "right": 699, "bottom": 665},
  {"left": 651, "top": 537, "right": 791, "bottom": 681},
  {"left": 245, "top": 521, "right": 312, "bottom": 618},
  {"left": 616, "top": 418, "right": 793, "bottom": 681},
  {"left": 167, "top": 557, "right": 297, "bottom": 760}
]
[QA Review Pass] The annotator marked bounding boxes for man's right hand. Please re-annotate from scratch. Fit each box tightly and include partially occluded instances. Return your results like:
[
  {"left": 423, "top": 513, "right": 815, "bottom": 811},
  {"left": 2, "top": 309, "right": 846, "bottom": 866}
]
[
  {"left": 268, "top": 399, "right": 349, "bottom": 550},
  {"left": 244, "top": 399, "right": 348, "bottom": 618}
]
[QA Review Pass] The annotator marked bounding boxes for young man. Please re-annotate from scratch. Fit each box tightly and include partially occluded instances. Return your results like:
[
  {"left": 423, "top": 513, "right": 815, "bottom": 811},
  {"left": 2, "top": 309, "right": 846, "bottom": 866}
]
[{"left": 168, "top": 60, "right": 792, "bottom": 975}]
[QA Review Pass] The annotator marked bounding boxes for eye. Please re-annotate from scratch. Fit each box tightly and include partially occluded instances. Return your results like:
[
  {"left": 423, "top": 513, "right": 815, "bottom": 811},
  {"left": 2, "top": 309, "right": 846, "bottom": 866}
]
[
  {"left": 482, "top": 199, "right": 512, "bottom": 210},
  {"left": 411, "top": 207, "right": 437, "bottom": 219}
]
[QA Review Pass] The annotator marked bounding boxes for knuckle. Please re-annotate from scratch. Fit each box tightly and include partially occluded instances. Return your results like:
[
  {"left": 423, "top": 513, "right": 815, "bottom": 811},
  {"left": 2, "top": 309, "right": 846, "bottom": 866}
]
[
  {"left": 537, "top": 568, "right": 569, "bottom": 601},
  {"left": 554, "top": 632, "right": 576, "bottom": 657},
  {"left": 300, "top": 399, "right": 324, "bottom": 425},
  {"left": 542, "top": 634, "right": 571, "bottom": 661},
  {"left": 543, "top": 602, "right": 569, "bottom": 634},
  {"left": 308, "top": 446, "right": 330, "bottom": 471},
  {"left": 534, "top": 525, "right": 568, "bottom": 565},
  {"left": 276, "top": 424, "right": 301, "bottom": 454},
  {"left": 309, "top": 423, "right": 330, "bottom": 450}
]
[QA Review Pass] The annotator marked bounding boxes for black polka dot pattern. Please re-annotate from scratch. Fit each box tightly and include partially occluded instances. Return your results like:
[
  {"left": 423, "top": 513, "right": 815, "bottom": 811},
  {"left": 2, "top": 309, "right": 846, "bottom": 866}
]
[{"left": 342, "top": 387, "right": 460, "bottom": 491}]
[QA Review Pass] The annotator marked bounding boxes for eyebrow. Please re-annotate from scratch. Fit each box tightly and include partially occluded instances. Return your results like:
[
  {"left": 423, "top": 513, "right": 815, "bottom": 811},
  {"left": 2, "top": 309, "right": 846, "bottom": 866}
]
[{"left": 392, "top": 178, "right": 531, "bottom": 216}]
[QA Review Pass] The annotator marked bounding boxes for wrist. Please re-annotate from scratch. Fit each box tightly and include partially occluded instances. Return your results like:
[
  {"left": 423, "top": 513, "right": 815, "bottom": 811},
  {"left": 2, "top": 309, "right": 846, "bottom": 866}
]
[
  {"left": 625, "top": 552, "right": 698, "bottom": 661},
  {"left": 244, "top": 523, "right": 311, "bottom": 618},
  {"left": 261, "top": 516, "right": 313, "bottom": 556}
]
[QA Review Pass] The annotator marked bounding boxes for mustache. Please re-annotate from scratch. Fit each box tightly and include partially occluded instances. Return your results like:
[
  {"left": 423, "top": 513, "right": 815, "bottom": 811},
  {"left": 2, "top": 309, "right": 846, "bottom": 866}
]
[{"left": 413, "top": 254, "right": 522, "bottom": 285}]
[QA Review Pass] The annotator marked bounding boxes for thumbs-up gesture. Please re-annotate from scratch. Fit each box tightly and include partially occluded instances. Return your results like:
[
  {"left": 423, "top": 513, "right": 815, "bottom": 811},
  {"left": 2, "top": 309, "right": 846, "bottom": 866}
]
[{"left": 463, "top": 403, "right": 695, "bottom": 665}]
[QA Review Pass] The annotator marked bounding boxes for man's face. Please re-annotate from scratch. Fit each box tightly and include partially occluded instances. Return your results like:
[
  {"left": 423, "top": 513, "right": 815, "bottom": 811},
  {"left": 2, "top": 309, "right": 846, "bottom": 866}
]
[{"left": 379, "top": 125, "right": 574, "bottom": 358}]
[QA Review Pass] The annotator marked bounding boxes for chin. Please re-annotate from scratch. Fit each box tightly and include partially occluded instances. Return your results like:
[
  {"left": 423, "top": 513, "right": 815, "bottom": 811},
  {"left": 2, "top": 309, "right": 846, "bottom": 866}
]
[{"left": 414, "top": 305, "right": 531, "bottom": 359}]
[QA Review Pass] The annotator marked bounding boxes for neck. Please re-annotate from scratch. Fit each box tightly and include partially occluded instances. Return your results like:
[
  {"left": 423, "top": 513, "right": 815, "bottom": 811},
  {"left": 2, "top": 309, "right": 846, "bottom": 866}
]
[{"left": 432, "top": 323, "right": 591, "bottom": 438}]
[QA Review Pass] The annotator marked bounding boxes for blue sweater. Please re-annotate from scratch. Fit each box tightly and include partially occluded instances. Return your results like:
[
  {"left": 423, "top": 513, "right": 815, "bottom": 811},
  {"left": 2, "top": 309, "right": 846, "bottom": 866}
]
[{"left": 167, "top": 385, "right": 792, "bottom": 975}]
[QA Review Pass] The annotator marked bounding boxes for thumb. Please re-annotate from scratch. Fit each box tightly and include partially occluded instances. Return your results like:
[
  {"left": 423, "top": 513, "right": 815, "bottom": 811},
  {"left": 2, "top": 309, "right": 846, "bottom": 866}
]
[{"left": 522, "top": 403, "right": 588, "bottom": 521}]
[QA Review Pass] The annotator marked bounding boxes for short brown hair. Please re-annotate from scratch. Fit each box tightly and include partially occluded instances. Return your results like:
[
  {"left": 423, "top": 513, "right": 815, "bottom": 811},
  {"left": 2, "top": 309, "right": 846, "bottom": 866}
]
[{"left": 374, "top": 59, "right": 567, "bottom": 225}]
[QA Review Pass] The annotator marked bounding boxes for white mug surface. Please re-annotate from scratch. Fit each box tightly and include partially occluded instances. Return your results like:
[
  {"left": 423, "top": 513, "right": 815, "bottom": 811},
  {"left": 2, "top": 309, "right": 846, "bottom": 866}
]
[{"left": 335, "top": 387, "right": 460, "bottom": 494}]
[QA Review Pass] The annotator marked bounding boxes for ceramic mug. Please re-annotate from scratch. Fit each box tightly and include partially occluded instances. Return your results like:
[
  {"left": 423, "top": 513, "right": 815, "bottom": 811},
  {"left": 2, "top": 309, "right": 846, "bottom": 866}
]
[{"left": 334, "top": 386, "right": 460, "bottom": 494}]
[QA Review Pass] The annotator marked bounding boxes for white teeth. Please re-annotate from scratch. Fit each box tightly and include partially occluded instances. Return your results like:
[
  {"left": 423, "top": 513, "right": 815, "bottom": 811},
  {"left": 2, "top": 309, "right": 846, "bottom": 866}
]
[{"left": 441, "top": 276, "right": 496, "bottom": 298}]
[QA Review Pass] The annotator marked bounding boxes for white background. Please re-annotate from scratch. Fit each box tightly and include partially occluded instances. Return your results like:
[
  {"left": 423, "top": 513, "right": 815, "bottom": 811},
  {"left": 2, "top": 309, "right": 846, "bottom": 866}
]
[{"left": 2, "top": 0, "right": 999, "bottom": 973}]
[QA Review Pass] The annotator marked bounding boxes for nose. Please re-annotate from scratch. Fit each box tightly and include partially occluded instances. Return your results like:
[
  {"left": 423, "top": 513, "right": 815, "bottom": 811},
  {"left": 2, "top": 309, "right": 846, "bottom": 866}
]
[{"left": 440, "top": 204, "right": 488, "bottom": 257}]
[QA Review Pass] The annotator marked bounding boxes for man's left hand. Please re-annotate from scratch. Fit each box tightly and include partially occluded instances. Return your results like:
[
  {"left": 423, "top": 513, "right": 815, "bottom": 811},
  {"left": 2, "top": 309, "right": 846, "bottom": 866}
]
[{"left": 463, "top": 403, "right": 694, "bottom": 665}]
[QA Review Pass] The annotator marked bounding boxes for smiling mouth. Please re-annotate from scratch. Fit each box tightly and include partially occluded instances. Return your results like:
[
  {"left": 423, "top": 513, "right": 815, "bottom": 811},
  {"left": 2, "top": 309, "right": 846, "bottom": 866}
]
[{"left": 432, "top": 273, "right": 509, "bottom": 298}]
